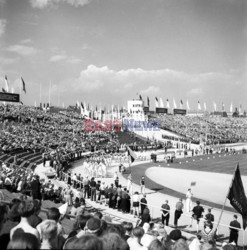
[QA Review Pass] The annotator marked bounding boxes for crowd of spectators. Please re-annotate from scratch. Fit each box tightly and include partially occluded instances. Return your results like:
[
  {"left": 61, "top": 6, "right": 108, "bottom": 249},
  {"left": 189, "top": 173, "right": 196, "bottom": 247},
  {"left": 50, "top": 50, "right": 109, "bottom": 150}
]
[
  {"left": 151, "top": 114, "right": 247, "bottom": 145},
  {"left": 0, "top": 196, "right": 239, "bottom": 250}
]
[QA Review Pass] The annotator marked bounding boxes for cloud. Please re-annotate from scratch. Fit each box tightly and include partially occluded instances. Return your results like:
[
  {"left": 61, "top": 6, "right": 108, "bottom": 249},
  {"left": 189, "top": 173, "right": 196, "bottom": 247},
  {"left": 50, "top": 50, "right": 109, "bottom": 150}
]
[
  {"left": 50, "top": 54, "right": 67, "bottom": 62},
  {"left": 20, "top": 38, "right": 33, "bottom": 44},
  {"left": 187, "top": 88, "right": 203, "bottom": 95},
  {"left": 7, "top": 44, "right": 38, "bottom": 56},
  {"left": 140, "top": 86, "right": 160, "bottom": 95},
  {"left": 56, "top": 64, "right": 244, "bottom": 109},
  {"left": 66, "top": 56, "right": 82, "bottom": 64},
  {"left": 0, "top": 57, "right": 20, "bottom": 65},
  {"left": 29, "top": 0, "right": 91, "bottom": 9},
  {"left": 0, "top": 19, "right": 6, "bottom": 37},
  {"left": 49, "top": 54, "right": 82, "bottom": 63}
]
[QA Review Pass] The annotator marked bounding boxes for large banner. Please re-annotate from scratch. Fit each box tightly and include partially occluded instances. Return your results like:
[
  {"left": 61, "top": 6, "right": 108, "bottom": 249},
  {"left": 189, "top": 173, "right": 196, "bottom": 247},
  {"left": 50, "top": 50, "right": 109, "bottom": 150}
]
[
  {"left": 0, "top": 92, "right": 20, "bottom": 102},
  {"left": 156, "top": 108, "right": 168, "bottom": 114},
  {"left": 173, "top": 109, "right": 186, "bottom": 115}
]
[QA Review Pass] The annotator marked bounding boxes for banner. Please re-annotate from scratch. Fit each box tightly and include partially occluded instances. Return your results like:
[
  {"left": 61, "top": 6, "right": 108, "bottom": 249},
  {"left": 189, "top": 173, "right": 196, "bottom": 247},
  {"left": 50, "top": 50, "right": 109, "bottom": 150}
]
[
  {"left": 0, "top": 92, "right": 20, "bottom": 102},
  {"left": 127, "top": 146, "right": 137, "bottom": 163},
  {"left": 227, "top": 164, "right": 247, "bottom": 229}
]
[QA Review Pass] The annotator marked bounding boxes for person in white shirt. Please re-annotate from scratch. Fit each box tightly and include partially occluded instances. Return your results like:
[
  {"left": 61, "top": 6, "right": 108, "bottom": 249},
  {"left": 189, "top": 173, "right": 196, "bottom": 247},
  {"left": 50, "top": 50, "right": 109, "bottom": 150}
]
[{"left": 127, "top": 227, "right": 148, "bottom": 250}]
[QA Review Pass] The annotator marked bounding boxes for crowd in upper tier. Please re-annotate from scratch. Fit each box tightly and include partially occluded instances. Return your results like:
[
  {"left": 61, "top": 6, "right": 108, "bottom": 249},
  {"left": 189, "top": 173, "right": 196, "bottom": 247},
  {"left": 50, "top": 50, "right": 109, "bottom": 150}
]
[{"left": 151, "top": 114, "right": 247, "bottom": 145}]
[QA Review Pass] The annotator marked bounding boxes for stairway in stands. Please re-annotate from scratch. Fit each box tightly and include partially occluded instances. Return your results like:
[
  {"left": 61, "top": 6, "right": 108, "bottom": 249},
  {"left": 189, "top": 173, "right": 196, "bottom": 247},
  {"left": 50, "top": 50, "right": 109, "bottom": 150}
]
[{"left": 115, "top": 131, "right": 147, "bottom": 145}]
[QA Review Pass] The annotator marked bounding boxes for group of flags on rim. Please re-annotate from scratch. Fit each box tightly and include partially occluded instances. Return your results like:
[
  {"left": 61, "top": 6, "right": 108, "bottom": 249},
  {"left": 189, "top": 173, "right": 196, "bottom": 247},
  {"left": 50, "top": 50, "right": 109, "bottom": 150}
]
[
  {"left": 139, "top": 94, "right": 237, "bottom": 112},
  {"left": 2, "top": 75, "right": 26, "bottom": 94}
]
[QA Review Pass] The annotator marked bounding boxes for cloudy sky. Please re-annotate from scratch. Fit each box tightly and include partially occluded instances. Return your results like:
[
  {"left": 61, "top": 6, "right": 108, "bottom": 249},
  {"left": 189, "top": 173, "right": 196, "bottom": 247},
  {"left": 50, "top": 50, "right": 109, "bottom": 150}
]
[{"left": 0, "top": 0, "right": 246, "bottom": 111}]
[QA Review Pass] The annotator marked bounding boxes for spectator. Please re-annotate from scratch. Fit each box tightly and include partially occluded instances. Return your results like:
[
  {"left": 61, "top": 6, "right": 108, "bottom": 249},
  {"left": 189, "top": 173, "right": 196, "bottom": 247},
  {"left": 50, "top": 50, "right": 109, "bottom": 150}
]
[
  {"left": 132, "top": 191, "right": 140, "bottom": 217},
  {"left": 127, "top": 227, "right": 147, "bottom": 250},
  {"left": 161, "top": 200, "right": 170, "bottom": 227},
  {"left": 190, "top": 201, "right": 204, "bottom": 233},
  {"left": 7, "top": 232, "right": 41, "bottom": 250},
  {"left": 205, "top": 208, "right": 214, "bottom": 224},
  {"left": 37, "top": 220, "right": 58, "bottom": 249},
  {"left": 229, "top": 215, "right": 241, "bottom": 246},
  {"left": 10, "top": 200, "right": 39, "bottom": 239},
  {"left": 174, "top": 198, "right": 183, "bottom": 228},
  {"left": 27, "top": 199, "right": 42, "bottom": 228},
  {"left": 64, "top": 234, "right": 102, "bottom": 250},
  {"left": 141, "top": 223, "right": 156, "bottom": 248},
  {"left": 101, "top": 232, "right": 129, "bottom": 250},
  {"left": 139, "top": 208, "right": 151, "bottom": 227},
  {"left": 148, "top": 239, "right": 165, "bottom": 250},
  {"left": 122, "top": 221, "right": 133, "bottom": 241},
  {"left": 140, "top": 194, "right": 147, "bottom": 215}
]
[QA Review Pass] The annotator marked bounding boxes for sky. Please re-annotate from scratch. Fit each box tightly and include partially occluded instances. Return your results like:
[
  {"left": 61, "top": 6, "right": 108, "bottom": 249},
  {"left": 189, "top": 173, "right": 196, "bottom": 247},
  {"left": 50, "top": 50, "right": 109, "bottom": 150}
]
[{"left": 0, "top": 0, "right": 246, "bottom": 111}]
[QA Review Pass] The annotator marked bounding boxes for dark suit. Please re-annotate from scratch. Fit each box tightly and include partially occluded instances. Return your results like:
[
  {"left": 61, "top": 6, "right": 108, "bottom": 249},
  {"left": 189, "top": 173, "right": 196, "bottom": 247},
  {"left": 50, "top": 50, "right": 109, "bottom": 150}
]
[
  {"left": 31, "top": 179, "right": 41, "bottom": 200},
  {"left": 229, "top": 219, "right": 241, "bottom": 245}
]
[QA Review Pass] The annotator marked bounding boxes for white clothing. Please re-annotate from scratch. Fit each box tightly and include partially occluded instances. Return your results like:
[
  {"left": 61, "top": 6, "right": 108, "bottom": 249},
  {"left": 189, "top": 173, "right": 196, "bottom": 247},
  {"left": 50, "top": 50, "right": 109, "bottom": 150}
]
[
  {"left": 186, "top": 190, "right": 193, "bottom": 212},
  {"left": 127, "top": 237, "right": 148, "bottom": 250}
]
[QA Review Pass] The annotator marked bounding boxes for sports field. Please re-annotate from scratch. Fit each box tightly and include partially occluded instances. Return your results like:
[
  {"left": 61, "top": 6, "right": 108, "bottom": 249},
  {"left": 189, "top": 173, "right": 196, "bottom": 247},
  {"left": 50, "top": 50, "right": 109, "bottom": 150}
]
[{"left": 124, "top": 152, "right": 247, "bottom": 212}]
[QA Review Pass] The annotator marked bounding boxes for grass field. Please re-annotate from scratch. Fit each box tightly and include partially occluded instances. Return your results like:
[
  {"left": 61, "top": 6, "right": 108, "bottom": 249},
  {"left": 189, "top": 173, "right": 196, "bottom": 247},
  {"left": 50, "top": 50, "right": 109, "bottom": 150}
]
[{"left": 124, "top": 152, "right": 247, "bottom": 212}]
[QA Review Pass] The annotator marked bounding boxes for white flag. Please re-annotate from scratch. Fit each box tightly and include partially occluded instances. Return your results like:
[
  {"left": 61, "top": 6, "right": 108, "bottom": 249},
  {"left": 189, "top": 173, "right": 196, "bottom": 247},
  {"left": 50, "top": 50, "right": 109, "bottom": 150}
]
[
  {"left": 4, "top": 75, "right": 9, "bottom": 92},
  {"left": 198, "top": 101, "right": 201, "bottom": 110},
  {"left": 166, "top": 99, "right": 170, "bottom": 108},
  {"left": 186, "top": 100, "right": 190, "bottom": 110},
  {"left": 160, "top": 98, "right": 164, "bottom": 108},
  {"left": 230, "top": 103, "right": 233, "bottom": 113},
  {"left": 155, "top": 97, "right": 159, "bottom": 108},
  {"left": 173, "top": 98, "right": 177, "bottom": 109},
  {"left": 213, "top": 102, "right": 217, "bottom": 111}
]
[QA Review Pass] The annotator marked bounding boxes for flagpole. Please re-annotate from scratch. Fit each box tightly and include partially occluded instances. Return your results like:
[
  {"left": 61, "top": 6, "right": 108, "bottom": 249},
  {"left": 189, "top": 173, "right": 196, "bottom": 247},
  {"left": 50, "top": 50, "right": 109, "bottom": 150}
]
[
  {"left": 216, "top": 164, "right": 239, "bottom": 231},
  {"left": 39, "top": 83, "right": 42, "bottom": 107},
  {"left": 49, "top": 81, "right": 51, "bottom": 107}
]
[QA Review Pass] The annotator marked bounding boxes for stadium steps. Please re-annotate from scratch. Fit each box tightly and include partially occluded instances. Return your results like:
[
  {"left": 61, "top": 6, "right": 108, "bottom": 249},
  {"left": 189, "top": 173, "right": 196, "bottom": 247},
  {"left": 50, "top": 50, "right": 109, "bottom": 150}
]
[
  {"left": 0, "top": 154, "right": 12, "bottom": 162},
  {"left": 115, "top": 131, "right": 146, "bottom": 145},
  {"left": 8, "top": 149, "right": 26, "bottom": 156},
  {"left": 15, "top": 151, "right": 35, "bottom": 159},
  {"left": 19, "top": 152, "right": 40, "bottom": 161}
]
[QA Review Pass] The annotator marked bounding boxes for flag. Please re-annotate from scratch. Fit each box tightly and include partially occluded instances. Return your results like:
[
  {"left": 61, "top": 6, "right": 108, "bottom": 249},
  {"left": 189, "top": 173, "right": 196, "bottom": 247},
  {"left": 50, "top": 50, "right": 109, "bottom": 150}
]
[
  {"left": 127, "top": 146, "right": 137, "bottom": 163},
  {"left": 166, "top": 99, "right": 170, "bottom": 108},
  {"left": 21, "top": 77, "right": 26, "bottom": 94},
  {"left": 139, "top": 95, "right": 142, "bottom": 100},
  {"left": 198, "top": 101, "right": 201, "bottom": 110},
  {"left": 76, "top": 101, "right": 80, "bottom": 109},
  {"left": 222, "top": 102, "right": 225, "bottom": 111},
  {"left": 147, "top": 96, "right": 150, "bottom": 107},
  {"left": 155, "top": 97, "right": 159, "bottom": 108},
  {"left": 230, "top": 103, "right": 233, "bottom": 113},
  {"left": 204, "top": 102, "right": 207, "bottom": 111},
  {"left": 4, "top": 75, "right": 9, "bottom": 92},
  {"left": 173, "top": 98, "right": 177, "bottom": 109},
  {"left": 80, "top": 102, "right": 84, "bottom": 115},
  {"left": 190, "top": 182, "right": 196, "bottom": 186},
  {"left": 239, "top": 105, "right": 242, "bottom": 115},
  {"left": 213, "top": 102, "right": 217, "bottom": 111},
  {"left": 2, "top": 88, "right": 6, "bottom": 93},
  {"left": 227, "top": 164, "right": 247, "bottom": 229},
  {"left": 81, "top": 102, "right": 84, "bottom": 110},
  {"left": 180, "top": 100, "right": 183, "bottom": 109},
  {"left": 160, "top": 98, "right": 164, "bottom": 108},
  {"left": 186, "top": 100, "right": 190, "bottom": 110}
]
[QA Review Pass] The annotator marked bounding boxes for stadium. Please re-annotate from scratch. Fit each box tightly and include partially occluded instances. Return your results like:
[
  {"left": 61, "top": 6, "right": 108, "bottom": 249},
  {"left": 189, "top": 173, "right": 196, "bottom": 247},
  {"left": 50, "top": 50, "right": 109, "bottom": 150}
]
[{"left": 0, "top": 0, "right": 247, "bottom": 250}]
